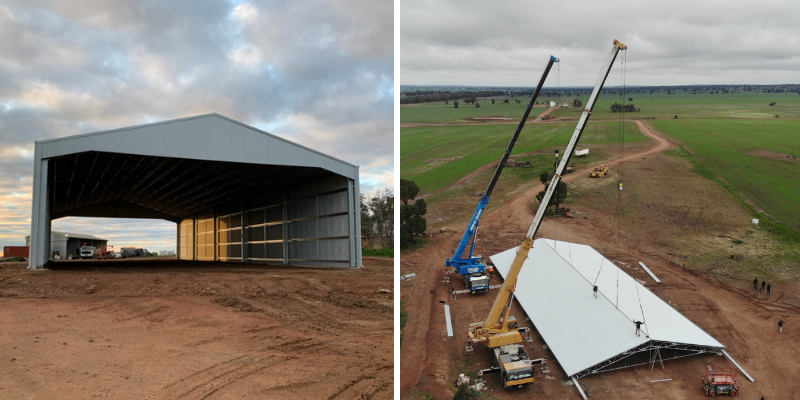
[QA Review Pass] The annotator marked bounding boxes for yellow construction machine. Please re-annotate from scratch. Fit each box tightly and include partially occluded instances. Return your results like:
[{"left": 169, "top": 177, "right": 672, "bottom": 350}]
[
  {"left": 467, "top": 39, "right": 627, "bottom": 390},
  {"left": 589, "top": 165, "right": 608, "bottom": 178}
]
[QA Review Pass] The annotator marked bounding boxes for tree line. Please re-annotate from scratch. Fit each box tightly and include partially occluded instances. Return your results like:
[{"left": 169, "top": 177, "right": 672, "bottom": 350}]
[
  {"left": 401, "top": 84, "right": 800, "bottom": 105},
  {"left": 360, "top": 189, "right": 393, "bottom": 250}
]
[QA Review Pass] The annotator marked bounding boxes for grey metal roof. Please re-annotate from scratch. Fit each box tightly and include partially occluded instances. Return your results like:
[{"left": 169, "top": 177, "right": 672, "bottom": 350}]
[
  {"left": 52, "top": 231, "right": 107, "bottom": 241},
  {"left": 24, "top": 231, "right": 107, "bottom": 241},
  {"left": 37, "top": 114, "right": 359, "bottom": 220},
  {"left": 491, "top": 239, "right": 724, "bottom": 378},
  {"left": 37, "top": 113, "right": 358, "bottom": 179}
]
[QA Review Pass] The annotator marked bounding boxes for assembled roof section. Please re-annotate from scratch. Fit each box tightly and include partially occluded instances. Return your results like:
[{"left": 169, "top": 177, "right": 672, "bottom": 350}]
[
  {"left": 52, "top": 231, "right": 107, "bottom": 241},
  {"left": 36, "top": 113, "right": 358, "bottom": 180},
  {"left": 490, "top": 238, "right": 724, "bottom": 378}
]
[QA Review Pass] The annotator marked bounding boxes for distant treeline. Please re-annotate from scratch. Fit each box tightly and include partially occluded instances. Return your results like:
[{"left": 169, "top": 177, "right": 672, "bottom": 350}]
[{"left": 400, "top": 84, "right": 800, "bottom": 105}]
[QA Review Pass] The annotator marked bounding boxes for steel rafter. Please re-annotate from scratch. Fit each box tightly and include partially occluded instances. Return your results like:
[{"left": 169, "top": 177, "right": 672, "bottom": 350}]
[{"left": 570, "top": 340, "right": 723, "bottom": 379}]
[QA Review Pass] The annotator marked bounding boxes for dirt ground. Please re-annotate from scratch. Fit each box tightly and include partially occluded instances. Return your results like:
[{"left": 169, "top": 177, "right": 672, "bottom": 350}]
[
  {"left": 400, "top": 120, "right": 800, "bottom": 399},
  {"left": 0, "top": 257, "right": 393, "bottom": 400}
]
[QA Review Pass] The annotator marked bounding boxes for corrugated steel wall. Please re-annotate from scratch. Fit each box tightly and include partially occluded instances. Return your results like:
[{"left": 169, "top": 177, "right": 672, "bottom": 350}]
[
  {"left": 178, "top": 219, "right": 194, "bottom": 260},
  {"left": 176, "top": 176, "right": 357, "bottom": 267}
]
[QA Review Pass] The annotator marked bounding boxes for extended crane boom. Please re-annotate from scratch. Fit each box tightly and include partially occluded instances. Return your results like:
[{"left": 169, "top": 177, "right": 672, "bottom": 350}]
[
  {"left": 446, "top": 55, "right": 560, "bottom": 294},
  {"left": 469, "top": 40, "right": 627, "bottom": 351}
]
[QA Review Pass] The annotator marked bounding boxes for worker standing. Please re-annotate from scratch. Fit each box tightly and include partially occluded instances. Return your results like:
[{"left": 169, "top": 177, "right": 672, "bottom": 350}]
[
  {"left": 753, "top": 277, "right": 758, "bottom": 290},
  {"left": 760, "top": 281, "right": 766, "bottom": 291},
  {"left": 634, "top": 320, "right": 643, "bottom": 336},
  {"left": 767, "top": 283, "right": 771, "bottom": 295},
  {"left": 778, "top": 319, "right": 784, "bottom": 334}
]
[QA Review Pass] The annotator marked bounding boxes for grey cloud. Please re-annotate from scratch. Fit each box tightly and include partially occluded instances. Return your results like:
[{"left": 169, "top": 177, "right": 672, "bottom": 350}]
[
  {"left": 401, "top": 0, "right": 800, "bottom": 86},
  {"left": 0, "top": 0, "right": 393, "bottom": 251}
]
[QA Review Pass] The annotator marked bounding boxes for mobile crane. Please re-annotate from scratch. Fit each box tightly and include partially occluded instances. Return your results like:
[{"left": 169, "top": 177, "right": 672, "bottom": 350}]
[
  {"left": 468, "top": 40, "right": 627, "bottom": 388},
  {"left": 445, "top": 55, "right": 560, "bottom": 294}
]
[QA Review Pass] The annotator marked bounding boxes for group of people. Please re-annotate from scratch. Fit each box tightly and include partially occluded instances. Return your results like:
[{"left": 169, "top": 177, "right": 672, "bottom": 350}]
[
  {"left": 755, "top": 277, "right": 786, "bottom": 335},
  {"left": 753, "top": 276, "right": 771, "bottom": 297}
]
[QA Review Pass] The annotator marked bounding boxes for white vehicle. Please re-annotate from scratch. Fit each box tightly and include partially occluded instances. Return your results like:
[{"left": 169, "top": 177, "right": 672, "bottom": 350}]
[
  {"left": 80, "top": 246, "right": 97, "bottom": 259},
  {"left": 575, "top": 148, "right": 589, "bottom": 157}
]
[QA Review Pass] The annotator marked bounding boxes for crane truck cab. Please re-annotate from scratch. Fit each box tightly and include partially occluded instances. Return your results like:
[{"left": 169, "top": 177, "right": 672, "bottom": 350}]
[
  {"left": 465, "top": 272, "right": 490, "bottom": 293},
  {"left": 478, "top": 343, "right": 546, "bottom": 389}
]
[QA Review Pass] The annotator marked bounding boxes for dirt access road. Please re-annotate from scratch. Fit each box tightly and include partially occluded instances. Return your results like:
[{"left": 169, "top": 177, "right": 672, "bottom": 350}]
[
  {"left": 0, "top": 257, "right": 393, "bottom": 400},
  {"left": 400, "top": 120, "right": 800, "bottom": 399}
]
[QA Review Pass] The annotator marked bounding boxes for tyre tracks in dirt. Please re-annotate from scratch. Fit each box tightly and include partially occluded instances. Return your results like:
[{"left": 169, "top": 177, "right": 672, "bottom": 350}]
[{"left": 151, "top": 355, "right": 280, "bottom": 400}]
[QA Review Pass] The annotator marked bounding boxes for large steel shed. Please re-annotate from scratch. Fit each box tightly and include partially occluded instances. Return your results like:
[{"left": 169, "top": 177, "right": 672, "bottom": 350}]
[
  {"left": 490, "top": 239, "right": 734, "bottom": 383},
  {"left": 29, "top": 113, "right": 361, "bottom": 269}
]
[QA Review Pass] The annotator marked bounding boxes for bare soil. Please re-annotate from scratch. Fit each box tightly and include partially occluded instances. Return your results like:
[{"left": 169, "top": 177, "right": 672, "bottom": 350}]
[
  {"left": 0, "top": 257, "right": 393, "bottom": 400},
  {"left": 747, "top": 149, "right": 800, "bottom": 164},
  {"left": 400, "top": 121, "right": 800, "bottom": 399}
]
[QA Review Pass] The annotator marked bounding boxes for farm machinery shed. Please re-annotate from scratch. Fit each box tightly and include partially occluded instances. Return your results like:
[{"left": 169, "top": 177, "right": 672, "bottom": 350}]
[{"left": 29, "top": 113, "right": 361, "bottom": 269}]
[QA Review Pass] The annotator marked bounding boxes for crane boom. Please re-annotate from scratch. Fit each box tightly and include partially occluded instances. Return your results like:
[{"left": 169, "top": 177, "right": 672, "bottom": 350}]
[
  {"left": 469, "top": 40, "right": 627, "bottom": 349},
  {"left": 446, "top": 56, "right": 560, "bottom": 293}
]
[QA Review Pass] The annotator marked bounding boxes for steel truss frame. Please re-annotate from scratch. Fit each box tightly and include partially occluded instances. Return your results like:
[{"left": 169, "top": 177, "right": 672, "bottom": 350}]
[{"left": 571, "top": 340, "right": 723, "bottom": 380}]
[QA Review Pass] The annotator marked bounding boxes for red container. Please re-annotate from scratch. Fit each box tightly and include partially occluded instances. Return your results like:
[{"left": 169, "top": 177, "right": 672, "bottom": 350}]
[{"left": 3, "top": 246, "right": 30, "bottom": 258}]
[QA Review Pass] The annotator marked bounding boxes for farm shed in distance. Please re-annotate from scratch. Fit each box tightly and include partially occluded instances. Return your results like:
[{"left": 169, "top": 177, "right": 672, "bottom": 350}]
[
  {"left": 28, "top": 113, "right": 361, "bottom": 269},
  {"left": 25, "top": 231, "right": 107, "bottom": 259}
]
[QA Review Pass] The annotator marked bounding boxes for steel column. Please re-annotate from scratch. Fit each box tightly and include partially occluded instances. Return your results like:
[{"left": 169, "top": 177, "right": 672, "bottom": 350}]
[{"left": 28, "top": 152, "right": 51, "bottom": 270}]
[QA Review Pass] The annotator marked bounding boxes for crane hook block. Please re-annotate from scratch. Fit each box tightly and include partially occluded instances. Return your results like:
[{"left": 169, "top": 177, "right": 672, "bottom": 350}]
[{"left": 613, "top": 40, "right": 628, "bottom": 50}]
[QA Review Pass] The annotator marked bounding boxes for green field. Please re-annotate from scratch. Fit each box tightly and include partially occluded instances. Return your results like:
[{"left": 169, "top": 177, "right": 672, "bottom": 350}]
[
  {"left": 402, "top": 92, "right": 800, "bottom": 124},
  {"left": 401, "top": 89, "right": 800, "bottom": 232},
  {"left": 401, "top": 121, "right": 645, "bottom": 194},
  {"left": 554, "top": 92, "right": 800, "bottom": 120},
  {"left": 651, "top": 119, "right": 800, "bottom": 230}
]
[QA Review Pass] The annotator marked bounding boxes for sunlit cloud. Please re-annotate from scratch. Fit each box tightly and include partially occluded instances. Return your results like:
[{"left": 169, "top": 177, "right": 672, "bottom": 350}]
[{"left": 0, "top": 0, "right": 393, "bottom": 253}]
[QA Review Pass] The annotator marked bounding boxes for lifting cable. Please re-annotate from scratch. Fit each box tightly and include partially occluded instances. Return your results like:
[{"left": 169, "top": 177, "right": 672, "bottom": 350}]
[
  {"left": 553, "top": 59, "right": 561, "bottom": 248},
  {"left": 593, "top": 50, "right": 645, "bottom": 323},
  {"left": 617, "top": 51, "right": 648, "bottom": 331},
  {"left": 590, "top": 44, "right": 624, "bottom": 286}
]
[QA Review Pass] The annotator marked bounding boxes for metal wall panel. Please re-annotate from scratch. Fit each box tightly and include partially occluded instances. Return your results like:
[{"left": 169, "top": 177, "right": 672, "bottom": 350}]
[
  {"left": 178, "top": 218, "right": 194, "bottom": 260},
  {"left": 318, "top": 191, "right": 348, "bottom": 215},
  {"left": 194, "top": 213, "right": 214, "bottom": 261},
  {"left": 288, "top": 197, "right": 318, "bottom": 219},
  {"left": 217, "top": 213, "right": 242, "bottom": 261}
]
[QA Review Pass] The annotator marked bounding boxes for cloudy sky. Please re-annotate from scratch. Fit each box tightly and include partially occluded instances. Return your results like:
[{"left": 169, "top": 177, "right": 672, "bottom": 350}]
[
  {"left": 0, "top": 0, "right": 392, "bottom": 254},
  {"left": 402, "top": 0, "right": 800, "bottom": 87}
]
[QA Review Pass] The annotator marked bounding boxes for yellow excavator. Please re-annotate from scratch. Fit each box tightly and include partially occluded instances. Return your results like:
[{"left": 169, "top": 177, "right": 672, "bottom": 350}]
[
  {"left": 468, "top": 39, "right": 628, "bottom": 389},
  {"left": 590, "top": 165, "right": 609, "bottom": 178}
]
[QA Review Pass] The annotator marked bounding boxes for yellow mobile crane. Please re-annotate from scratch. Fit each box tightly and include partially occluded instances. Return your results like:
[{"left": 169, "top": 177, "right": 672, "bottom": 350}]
[{"left": 469, "top": 40, "right": 628, "bottom": 389}]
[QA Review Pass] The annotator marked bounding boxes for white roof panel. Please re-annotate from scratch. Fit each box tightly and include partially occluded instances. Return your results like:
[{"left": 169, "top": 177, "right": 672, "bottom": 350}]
[{"left": 490, "top": 238, "right": 723, "bottom": 377}]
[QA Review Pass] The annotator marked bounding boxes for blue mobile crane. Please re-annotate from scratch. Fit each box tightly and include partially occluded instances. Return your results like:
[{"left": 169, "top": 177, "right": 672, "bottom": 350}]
[{"left": 445, "top": 55, "right": 559, "bottom": 294}]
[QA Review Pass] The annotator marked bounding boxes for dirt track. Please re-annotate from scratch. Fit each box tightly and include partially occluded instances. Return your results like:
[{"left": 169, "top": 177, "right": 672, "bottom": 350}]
[
  {"left": 400, "top": 120, "right": 800, "bottom": 399},
  {"left": 0, "top": 258, "right": 393, "bottom": 399}
]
